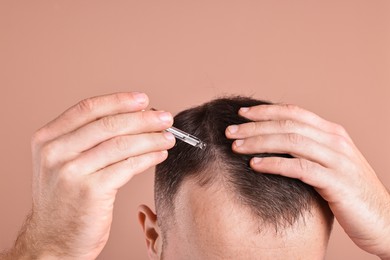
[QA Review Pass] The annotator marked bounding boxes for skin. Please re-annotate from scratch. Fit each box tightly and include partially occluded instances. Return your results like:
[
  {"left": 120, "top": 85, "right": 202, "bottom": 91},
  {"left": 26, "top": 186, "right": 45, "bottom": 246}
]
[
  {"left": 1, "top": 92, "right": 176, "bottom": 259},
  {"left": 138, "top": 179, "right": 331, "bottom": 259},
  {"left": 1, "top": 93, "right": 389, "bottom": 259},
  {"left": 226, "top": 104, "right": 390, "bottom": 260}
]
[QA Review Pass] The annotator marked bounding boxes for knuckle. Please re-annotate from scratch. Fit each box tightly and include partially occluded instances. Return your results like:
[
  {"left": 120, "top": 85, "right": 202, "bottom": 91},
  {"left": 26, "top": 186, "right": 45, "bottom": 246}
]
[
  {"left": 274, "top": 158, "right": 285, "bottom": 169},
  {"left": 57, "top": 164, "right": 85, "bottom": 190},
  {"left": 248, "top": 122, "right": 259, "bottom": 133},
  {"left": 54, "top": 162, "right": 81, "bottom": 191},
  {"left": 287, "top": 133, "right": 303, "bottom": 145},
  {"left": 333, "top": 135, "right": 348, "bottom": 149},
  {"left": 125, "top": 156, "right": 139, "bottom": 169},
  {"left": 331, "top": 135, "right": 355, "bottom": 156},
  {"left": 100, "top": 115, "right": 118, "bottom": 132},
  {"left": 333, "top": 124, "right": 348, "bottom": 136},
  {"left": 284, "top": 104, "right": 301, "bottom": 113},
  {"left": 77, "top": 97, "right": 96, "bottom": 113},
  {"left": 60, "top": 161, "right": 80, "bottom": 175},
  {"left": 279, "top": 120, "right": 295, "bottom": 130},
  {"left": 40, "top": 142, "right": 60, "bottom": 166},
  {"left": 31, "top": 129, "right": 47, "bottom": 146},
  {"left": 297, "top": 158, "right": 310, "bottom": 172},
  {"left": 113, "top": 136, "right": 130, "bottom": 151}
]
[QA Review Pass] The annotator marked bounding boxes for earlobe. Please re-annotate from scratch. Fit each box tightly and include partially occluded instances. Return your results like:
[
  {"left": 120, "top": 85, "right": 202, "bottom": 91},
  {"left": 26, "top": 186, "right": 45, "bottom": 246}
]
[{"left": 138, "top": 204, "right": 162, "bottom": 259}]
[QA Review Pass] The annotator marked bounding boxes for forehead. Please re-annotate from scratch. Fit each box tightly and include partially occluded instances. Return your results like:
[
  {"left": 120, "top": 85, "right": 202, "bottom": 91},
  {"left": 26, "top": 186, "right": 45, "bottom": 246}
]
[
  {"left": 161, "top": 179, "right": 329, "bottom": 259},
  {"left": 165, "top": 180, "right": 296, "bottom": 257},
  {"left": 174, "top": 179, "right": 254, "bottom": 242}
]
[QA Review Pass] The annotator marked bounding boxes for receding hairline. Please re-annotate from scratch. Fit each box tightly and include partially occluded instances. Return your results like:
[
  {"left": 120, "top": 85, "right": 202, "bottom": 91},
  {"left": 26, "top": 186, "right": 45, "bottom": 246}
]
[{"left": 163, "top": 167, "right": 332, "bottom": 240}]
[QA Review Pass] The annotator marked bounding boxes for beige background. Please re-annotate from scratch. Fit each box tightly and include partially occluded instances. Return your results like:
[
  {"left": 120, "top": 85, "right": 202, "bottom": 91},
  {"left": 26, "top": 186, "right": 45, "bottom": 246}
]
[{"left": 1, "top": 1, "right": 389, "bottom": 259}]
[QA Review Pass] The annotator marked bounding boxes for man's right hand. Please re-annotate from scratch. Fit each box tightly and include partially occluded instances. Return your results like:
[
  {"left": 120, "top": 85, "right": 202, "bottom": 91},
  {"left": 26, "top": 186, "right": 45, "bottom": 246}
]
[{"left": 4, "top": 92, "right": 175, "bottom": 259}]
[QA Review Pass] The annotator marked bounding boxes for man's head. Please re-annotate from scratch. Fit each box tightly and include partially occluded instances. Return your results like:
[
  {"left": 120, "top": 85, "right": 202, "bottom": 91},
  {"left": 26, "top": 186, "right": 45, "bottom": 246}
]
[{"left": 138, "top": 96, "right": 334, "bottom": 259}]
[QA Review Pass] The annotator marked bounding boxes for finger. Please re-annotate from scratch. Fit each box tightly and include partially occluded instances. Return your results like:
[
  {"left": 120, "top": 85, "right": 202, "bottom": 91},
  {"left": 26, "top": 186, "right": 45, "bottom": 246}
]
[
  {"left": 92, "top": 150, "right": 169, "bottom": 190},
  {"left": 47, "top": 110, "right": 173, "bottom": 159},
  {"left": 238, "top": 104, "right": 352, "bottom": 140},
  {"left": 232, "top": 133, "right": 344, "bottom": 168},
  {"left": 34, "top": 92, "right": 149, "bottom": 143},
  {"left": 226, "top": 120, "right": 331, "bottom": 141},
  {"left": 249, "top": 157, "right": 333, "bottom": 192},
  {"left": 226, "top": 120, "right": 355, "bottom": 154},
  {"left": 66, "top": 132, "right": 175, "bottom": 175}
]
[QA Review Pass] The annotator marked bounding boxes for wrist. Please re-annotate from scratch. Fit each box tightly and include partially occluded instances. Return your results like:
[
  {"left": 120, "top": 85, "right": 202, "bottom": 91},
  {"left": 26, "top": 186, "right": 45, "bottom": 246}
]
[
  {"left": 2, "top": 237, "right": 63, "bottom": 260},
  {"left": 1, "top": 250, "right": 60, "bottom": 260},
  {"left": 2, "top": 213, "right": 60, "bottom": 260},
  {"left": 8, "top": 213, "right": 95, "bottom": 260}
]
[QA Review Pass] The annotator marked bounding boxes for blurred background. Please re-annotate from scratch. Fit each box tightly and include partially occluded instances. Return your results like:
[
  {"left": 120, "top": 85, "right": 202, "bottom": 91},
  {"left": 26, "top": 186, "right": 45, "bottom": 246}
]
[{"left": 0, "top": 1, "right": 389, "bottom": 259}]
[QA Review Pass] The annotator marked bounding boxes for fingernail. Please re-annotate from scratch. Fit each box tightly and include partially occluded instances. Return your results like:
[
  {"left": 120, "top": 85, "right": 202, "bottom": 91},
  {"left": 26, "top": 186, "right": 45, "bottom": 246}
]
[
  {"left": 235, "top": 139, "right": 244, "bottom": 147},
  {"left": 164, "top": 132, "right": 175, "bottom": 141},
  {"left": 240, "top": 107, "right": 250, "bottom": 113},
  {"left": 133, "top": 92, "right": 147, "bottom": 104},
  {"left": 159, "top": 112, "right": 172, "bottom": 122},
  {"left": 252, "top": 157, "right": 263, "bottom": 164},
  {"left": 227, "top": 125, "right": 239, "bottom": 134}
]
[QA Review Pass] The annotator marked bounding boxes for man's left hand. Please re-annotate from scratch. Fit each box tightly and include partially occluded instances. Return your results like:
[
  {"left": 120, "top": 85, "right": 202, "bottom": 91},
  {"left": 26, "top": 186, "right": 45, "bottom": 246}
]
[{"left": 226, "top": 104, "right": 390, "bottom": 260}]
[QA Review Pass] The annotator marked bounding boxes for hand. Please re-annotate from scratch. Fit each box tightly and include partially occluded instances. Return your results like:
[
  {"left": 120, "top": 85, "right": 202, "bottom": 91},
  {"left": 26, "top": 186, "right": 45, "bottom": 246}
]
[
  {"left": 225, "top": 104, "right": 390, "bottom": 259},
  {"left": 6, "top": 92, "right": 175, "bottom": 259}
]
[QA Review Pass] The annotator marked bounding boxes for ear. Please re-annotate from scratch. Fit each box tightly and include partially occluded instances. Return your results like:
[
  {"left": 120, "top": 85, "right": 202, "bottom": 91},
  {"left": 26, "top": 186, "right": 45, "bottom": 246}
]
[{"left": 138, "top": 204, "right": 163, "bottom": 259}]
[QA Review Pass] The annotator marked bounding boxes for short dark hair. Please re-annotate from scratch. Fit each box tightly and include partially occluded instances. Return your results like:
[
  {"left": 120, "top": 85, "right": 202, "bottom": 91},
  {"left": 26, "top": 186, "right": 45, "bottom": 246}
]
[{"left": 155, "top": 96, "right": 333, "bottom": 233}]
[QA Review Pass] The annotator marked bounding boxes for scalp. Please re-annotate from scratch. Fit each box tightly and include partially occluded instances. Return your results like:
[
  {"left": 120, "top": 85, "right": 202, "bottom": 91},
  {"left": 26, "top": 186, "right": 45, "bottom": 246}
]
[{"left": 155, "top": 96, "right": 333, "bottom": 234}]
